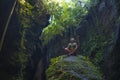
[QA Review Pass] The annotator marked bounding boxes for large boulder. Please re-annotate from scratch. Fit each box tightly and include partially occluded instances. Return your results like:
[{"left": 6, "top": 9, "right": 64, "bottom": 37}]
[{"left": 46, "top": 55, "right": 103, "bottom": 80}]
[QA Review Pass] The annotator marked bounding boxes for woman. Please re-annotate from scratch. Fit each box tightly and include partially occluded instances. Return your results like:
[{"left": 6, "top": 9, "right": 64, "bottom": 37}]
[{"left": 64, "top": 38, "right": 78, "bottom": 55}]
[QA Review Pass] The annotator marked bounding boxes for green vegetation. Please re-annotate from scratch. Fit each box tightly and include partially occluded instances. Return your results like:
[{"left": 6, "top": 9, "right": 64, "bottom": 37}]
[
  {"left": 82, "top": 29, "right": 114, "bottom": 65},
  {"left": 1, "top": 0, "right": 115, "bottom": 79},
  {"left": 10, "top": 50, "right": 28, "bottom": 80},
  {"left": 46, "top": 55, "right": 103, "bottom": 80},
  {"left": 7, "top": 0, "right": 46, "bottom": 79},
  {"left": 18, "top": 0, "right": 33, "bottom": 28},
  {"left": 16, "top": 0, "right": 108, "bottom": 80},
  {"left": 41, "top": 0, "right": 91, "bottom": 45}
]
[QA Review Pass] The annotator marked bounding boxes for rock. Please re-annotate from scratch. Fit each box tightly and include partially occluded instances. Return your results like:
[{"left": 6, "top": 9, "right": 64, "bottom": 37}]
[
  {"left": 0, "top": 0, "right": 49, "bottom": 80},
  {"left": 46, "top": 55, "right": 103, "bottom": 80}
]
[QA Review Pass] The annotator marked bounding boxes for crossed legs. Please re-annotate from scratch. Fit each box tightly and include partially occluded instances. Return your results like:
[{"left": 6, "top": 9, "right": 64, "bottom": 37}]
[{"left": 64, "top": 48, "right": 76, "bottom": 55}]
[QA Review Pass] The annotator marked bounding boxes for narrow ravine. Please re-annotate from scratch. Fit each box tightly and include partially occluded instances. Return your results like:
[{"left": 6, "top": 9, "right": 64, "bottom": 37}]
[{"left": 0, "top": 0, "right": 120, "bottom": 80}]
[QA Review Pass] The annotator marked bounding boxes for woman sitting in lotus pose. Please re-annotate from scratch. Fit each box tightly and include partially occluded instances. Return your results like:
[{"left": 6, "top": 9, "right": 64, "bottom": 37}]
[{"left": 64, "top": 38, "right": 78, "bottom": 55}]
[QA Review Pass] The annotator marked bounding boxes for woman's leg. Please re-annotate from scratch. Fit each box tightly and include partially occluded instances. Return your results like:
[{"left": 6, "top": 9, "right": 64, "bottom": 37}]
[
  {"left": 69, "top": 49, "right": 77, "bottom": 55},
  {"left": 64, "top": 48, "right": 71, "bottom": 55}
]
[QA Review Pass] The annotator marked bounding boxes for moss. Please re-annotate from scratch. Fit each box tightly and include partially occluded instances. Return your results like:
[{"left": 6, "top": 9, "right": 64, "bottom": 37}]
[
  {"left": 81, "top": 32, "right": 113, "bottom": 65},
  {"left": 7, "top": 1, "right": 34, "bottom": 79},
  {"left": 20, "top": 30, "right": 26, "bottom": 50},
  {"left": 9, "top": 50, "right": 28, "bottom": 80},
  {"left": 0, "top": 0, "right": 49, "bottom": 79},
  {"left": 18, "top": 0, "right": 33, "bottom": 29},
  {"left": 46, "top": 55, "right": 103, "bottom": 80}
]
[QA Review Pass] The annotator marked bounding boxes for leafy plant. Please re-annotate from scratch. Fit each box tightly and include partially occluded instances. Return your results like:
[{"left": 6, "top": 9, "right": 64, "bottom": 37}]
[
  {"left": 82, "top": 32, "right": 114, "bottom": 65},
  {"left": 41, "top": 0, "right": 90, "bottom": 45}
]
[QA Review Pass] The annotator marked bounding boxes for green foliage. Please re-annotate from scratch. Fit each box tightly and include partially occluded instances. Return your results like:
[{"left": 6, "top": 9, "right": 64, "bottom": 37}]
[
  {"left": 9, "top": 50, "right": 28, "bottom": 80},
  {"left": 19, "top": 0, "right": 33, "bottom": 15},
  {"left": 46, "top": 55, "right": 103, "bottom": 80},
  {"left": 20, "top": 30, "right": 26, "bottom": 50},
  {"left": 82, "top": 33, "right": 113, "bottom": 65},
  {"left": 41, "top": 0, "right": 89, "bottom": 45},
  {"left": 10, "top": 1, "right": 35, "bottom": 79},
  {"left": 88, "top": 0, "right": 99, "bottom": 7},
  {"left": 18, "top": 0, "right": 33, "bottom": 28}
]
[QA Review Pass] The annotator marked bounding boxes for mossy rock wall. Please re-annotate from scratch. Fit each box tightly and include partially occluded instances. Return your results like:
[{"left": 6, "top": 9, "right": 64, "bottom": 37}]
[
  {"left": 0, "top": 0, "right": 49, "bottom": 80},
  {"left": 76, "top": 0, "right": 120, "bottom": 79}
]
